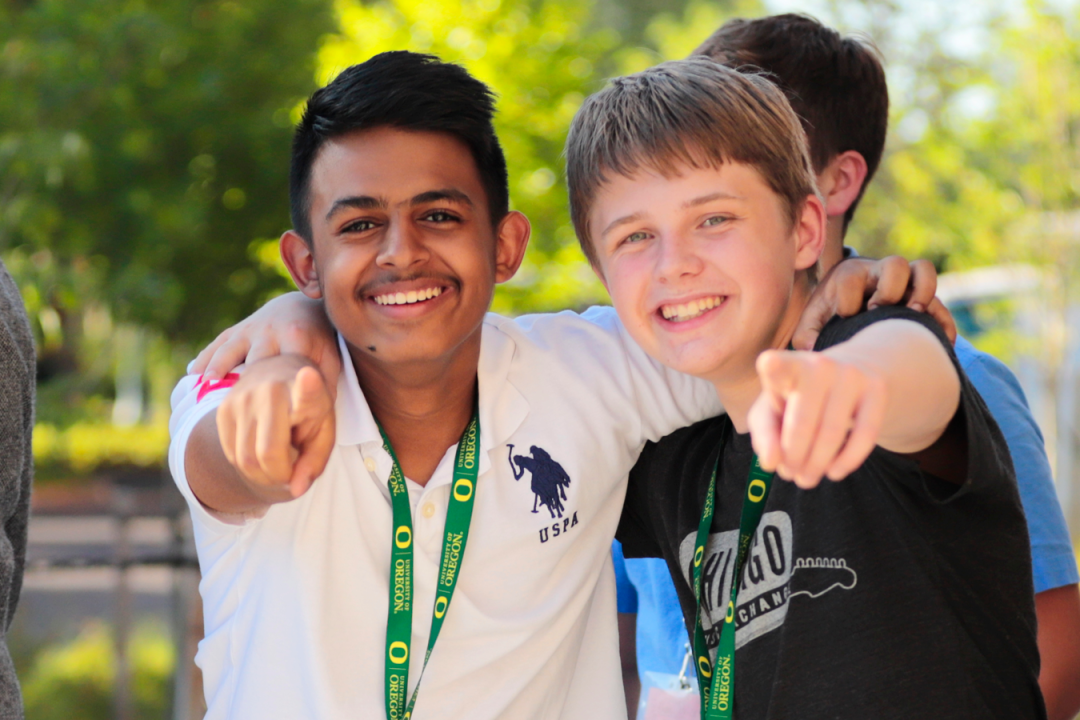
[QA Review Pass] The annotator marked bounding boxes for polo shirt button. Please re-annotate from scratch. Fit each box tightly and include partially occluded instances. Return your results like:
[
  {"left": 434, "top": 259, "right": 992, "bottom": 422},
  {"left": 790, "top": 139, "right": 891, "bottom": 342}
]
[
  {"left": 364, "top": 457, "right": 377, "bottom": 473},
  {"left": 422, "top": 503, "right": 435, "bottom": 518}
]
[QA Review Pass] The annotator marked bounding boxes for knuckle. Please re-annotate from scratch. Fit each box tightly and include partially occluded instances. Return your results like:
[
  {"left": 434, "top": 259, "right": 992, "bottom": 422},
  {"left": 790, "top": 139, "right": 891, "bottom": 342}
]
[
  {"left": 882, "top": 254, "right": 907, "bottom": 272},
  {"left": 280, "top": 323, "right": 309, "bottom": 349}
]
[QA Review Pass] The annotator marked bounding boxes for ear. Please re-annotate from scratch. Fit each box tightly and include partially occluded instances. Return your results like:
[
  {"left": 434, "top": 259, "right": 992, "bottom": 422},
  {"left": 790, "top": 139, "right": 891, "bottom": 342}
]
[
  {"left": 280, "top": 230, "right": 323, "bottom": 299},
  {"left": 817, "top": 150, "right": 869, "bottom": 219},
  {"left": 493, "top": 211, "right": 532, "bottom": 283},
  {"left": 793, "top": 194, "right": 827, "bottom": 273}
]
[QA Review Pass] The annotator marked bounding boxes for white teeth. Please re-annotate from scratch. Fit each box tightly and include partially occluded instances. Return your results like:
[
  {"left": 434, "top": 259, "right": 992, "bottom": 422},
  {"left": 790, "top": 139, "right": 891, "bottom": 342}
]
[
  {"left": 660, "top": 296, "right": 723, "bottom": 322},
  {"left": 373, "top": 287, "right": 444, "bottom": 306}
]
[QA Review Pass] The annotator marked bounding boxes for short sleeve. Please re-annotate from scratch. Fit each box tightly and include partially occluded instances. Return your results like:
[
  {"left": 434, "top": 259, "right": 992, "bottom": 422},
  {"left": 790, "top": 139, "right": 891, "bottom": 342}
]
[
  {"left": 503, "top": 307, "right": 723, "bottom": 447},
  {"left": 956, "top": 337, "right": 1079, "bottom": 592},
  {"left": 612, "top": 541, "right": 639, "bottom": 614},
  {"left": 617, "top": 440, "right": 665, "bottom": 559},
  {"left": 168, "top": 373, "right": 254, "bottom": 537}
]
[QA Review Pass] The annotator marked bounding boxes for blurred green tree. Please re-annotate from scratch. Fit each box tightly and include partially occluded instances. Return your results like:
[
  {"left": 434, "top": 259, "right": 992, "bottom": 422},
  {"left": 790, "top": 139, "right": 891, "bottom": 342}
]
[{"left": 0, "top": 0, "right": 334, "bottom": 348}]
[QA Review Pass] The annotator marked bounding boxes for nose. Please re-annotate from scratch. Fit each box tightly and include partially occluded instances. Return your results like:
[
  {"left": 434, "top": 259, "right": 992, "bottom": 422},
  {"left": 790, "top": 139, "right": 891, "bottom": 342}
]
[
  {"left": 654, "top": 232, "right": 703, "bottom": 284},
  {"left": 376, "top": 219, "right": 429, "bottom": 270}
]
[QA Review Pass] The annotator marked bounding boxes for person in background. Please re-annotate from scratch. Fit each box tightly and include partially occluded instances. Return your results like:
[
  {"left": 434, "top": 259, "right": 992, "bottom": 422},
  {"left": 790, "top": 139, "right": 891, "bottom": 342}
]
[
  {"left": 0, "top": 258, "right": 34, "bottom": 719},
  {"left": 615, "top": 15, "right": 1080, "bottom": 720}
]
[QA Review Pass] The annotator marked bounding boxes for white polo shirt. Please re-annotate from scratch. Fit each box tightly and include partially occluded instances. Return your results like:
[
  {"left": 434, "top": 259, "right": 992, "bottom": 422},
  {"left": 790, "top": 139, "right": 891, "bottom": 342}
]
[{"left": 169, "top": 307, "right": 720, "bottom": 720}]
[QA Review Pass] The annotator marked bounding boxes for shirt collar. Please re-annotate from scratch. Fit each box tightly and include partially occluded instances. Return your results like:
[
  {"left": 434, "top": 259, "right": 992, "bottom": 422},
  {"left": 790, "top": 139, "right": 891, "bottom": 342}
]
[
  {"left": 334, "top": 333, "right": 383, "bottom": 451},
  {"left": 332, "top": 316, "right": 531, "bottom": 471}
]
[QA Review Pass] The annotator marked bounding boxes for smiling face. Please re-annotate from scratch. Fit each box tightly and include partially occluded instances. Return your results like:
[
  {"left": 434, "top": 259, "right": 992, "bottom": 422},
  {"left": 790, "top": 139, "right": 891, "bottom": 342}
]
[
  {"left": 590, "top": 161, "right": 824, "bottom": 386},
  {"left": 281, "top": 126, "right": 529, "bottom": 368}
]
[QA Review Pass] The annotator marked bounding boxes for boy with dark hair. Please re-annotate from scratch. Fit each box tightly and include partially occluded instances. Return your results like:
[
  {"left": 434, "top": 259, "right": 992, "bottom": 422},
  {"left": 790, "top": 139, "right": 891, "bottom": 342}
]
[
  {"left": 616, "top": 15, "right": 1080, "bottom": 720},
  {"left": 569, "top": 57, "right": 1044, "bottom": 719},
  {"left": 172, "top": 50, "right": 928, "bottom": 719}
]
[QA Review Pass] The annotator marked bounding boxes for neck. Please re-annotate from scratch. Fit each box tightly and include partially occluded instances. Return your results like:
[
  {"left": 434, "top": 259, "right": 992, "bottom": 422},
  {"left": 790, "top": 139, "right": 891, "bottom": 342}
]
[
  {"left": 350, "top": 332, "right": 480, "bottom": 486},
  {"left": 821, "top": 219, "right": 846, "bottom": 274},
  {"left": 710, "top": 280, "right": 813, "bottom": 434}
]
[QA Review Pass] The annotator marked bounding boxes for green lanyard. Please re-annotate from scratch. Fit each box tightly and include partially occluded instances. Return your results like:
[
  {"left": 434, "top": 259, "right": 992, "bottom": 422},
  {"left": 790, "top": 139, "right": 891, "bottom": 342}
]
[
  {"left": 691, "top": 445, "right": 774, "bottom": 720},
  {"left": 379, "top": 409, "right": 480, "bottom": 720}
]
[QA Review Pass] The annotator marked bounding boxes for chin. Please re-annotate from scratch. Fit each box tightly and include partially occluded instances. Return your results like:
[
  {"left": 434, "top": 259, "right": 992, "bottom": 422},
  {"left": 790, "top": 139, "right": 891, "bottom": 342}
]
[{"left": 656, "top": 343, "right": 727, "bottom": 380}]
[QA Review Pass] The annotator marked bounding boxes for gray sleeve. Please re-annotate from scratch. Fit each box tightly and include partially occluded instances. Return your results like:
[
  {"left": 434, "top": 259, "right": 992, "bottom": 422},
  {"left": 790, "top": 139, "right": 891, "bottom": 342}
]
[{"left": 0, "top": 260, "right": 34, "bottom": 718}]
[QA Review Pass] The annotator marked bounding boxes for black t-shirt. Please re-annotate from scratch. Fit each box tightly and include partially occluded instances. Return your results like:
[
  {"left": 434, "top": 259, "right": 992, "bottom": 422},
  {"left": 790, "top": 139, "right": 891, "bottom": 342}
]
[{"left": 617, "top": 306, "right": 1045, "bottom": 720}]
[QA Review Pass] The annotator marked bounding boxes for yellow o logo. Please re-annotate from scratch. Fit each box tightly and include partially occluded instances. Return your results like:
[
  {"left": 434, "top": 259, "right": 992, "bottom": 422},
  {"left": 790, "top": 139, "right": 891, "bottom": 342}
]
[
  {"left": 725, "top": 600, "right": 735, "bottom": 623},
  {"left": 748, "top": 478, "right": 767, "bottom": 502},
  {"left": 388, "top": 641, "right": 409, "bottom": 665},
  {"left": 698, "top": 656, "right": 712, "bottom": 678},
  {"left": 453, "top": 478, "right": 474, "bottom": 502},
  {"left": 395, "top": 526, "right": 412, "bottom": 549},
  {"left": 694, "top": 546, "right": 703, "bottom": 567},
  {"left": 434, "top": 596, "right": 449, "bottom": 618}
]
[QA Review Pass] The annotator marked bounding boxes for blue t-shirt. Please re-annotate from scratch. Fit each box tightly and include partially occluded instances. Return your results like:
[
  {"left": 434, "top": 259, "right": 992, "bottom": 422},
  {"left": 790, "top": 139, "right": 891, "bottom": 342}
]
[
  {"left": 612, "top": 540, "right": 689, "bottom": 676},
  {"left": 615, "top": 335, "right": 1078, "bottom": 678}
]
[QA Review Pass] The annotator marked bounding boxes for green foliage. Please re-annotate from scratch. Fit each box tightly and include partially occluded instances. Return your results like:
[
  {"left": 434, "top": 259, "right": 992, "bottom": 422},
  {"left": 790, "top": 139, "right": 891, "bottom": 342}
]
[
  {"left": 33, "top": 420, "right": 169, "bottom": 476},
  {"left": 0, "top": 0, "right": 335, "bottom": 344},
  {"left": 21, "top": 623, "right": 174, "bottom": 720},
  {"left": 845, "top": 1, "right": 1080, "bottom": 276}
]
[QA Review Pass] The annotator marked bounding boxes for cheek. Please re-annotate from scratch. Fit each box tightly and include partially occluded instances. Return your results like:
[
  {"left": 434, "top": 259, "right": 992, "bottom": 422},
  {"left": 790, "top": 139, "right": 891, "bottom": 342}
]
[{"left": 604, "top": 257, "right": 658, "bottom": 344}]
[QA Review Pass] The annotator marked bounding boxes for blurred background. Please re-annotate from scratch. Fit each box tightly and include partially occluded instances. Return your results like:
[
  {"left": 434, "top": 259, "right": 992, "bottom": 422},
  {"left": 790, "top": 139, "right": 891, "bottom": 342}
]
[{"left": 3, "top": 0, "right": 1080, "bottom": 717}]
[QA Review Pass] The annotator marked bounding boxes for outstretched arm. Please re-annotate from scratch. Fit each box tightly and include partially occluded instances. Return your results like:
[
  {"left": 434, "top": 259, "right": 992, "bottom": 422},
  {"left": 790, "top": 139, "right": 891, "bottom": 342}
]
[{"left": 750, "top": 318, "right": 960, "bottom": 488}]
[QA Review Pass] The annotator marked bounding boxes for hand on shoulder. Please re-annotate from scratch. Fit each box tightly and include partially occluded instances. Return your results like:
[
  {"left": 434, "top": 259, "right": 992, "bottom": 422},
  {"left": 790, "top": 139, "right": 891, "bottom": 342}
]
[
  {"left": 190, "top": 292, "right": 342, "bottom": 394},
  {"left": 793, "top": 255, "right": 957, "bottom": 350}
]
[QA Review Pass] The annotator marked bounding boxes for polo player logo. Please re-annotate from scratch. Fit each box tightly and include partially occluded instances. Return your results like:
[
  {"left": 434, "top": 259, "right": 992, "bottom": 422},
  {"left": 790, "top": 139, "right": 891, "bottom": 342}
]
[{"left": 508, "top": 444, "right": 571, "bottom": 518}]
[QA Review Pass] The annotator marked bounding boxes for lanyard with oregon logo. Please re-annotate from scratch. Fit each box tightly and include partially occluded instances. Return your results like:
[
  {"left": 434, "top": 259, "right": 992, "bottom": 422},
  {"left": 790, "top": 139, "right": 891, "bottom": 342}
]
[
  {"left": 691, "top": 444, "right": 774, "bottom": 720},
  {"left": 379, "top": 407, "right": 480, "bottom": 720}
]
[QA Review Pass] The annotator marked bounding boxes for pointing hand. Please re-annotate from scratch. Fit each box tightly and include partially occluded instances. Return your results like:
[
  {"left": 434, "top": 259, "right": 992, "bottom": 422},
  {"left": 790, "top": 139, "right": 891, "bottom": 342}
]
[
  {"left": 747, "top": 350, "right": 886, "bottom": 488},
  {"left": 216, "top": 356, "right": 336, "bottom": 503}
]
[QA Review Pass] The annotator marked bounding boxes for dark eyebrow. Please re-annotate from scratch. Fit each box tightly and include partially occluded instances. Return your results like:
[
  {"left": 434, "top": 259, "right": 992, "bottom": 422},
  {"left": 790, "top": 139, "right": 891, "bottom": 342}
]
[
  {"left": 411, "top": 189, "right": 473, "bottom": 207},
  {"left": 683, "top": 191, "right": 742, "bottom": 208},
  {"left": 601, "top": 212, "right": 645, "bottom": 239},
  {"left": 325, "top": 195, "right": 387, "bottom": 222}
]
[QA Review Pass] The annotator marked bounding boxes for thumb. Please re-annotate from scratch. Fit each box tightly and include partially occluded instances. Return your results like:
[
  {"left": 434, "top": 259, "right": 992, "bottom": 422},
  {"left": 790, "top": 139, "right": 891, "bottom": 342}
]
[
  {"left": 290, "top": 365, "right": 331, "bottom": 427},
  {"left": 748, "top": 392, "right": 783, "bottom": 472},
  {"left": 289, "top": 413, "right": 335, "bottom": 497},
  {"left": 287, "top": 366, "right": 335, "bottom": 497}
]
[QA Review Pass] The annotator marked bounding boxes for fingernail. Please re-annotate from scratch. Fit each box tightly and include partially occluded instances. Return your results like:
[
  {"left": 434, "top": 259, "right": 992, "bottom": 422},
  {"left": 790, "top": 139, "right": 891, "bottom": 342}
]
[
  {"left": 910, "top": 302, "right": 925, "bottom": 312},
  {"left": 187, "top": 360, "right": 196, "bottom": 373}
]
